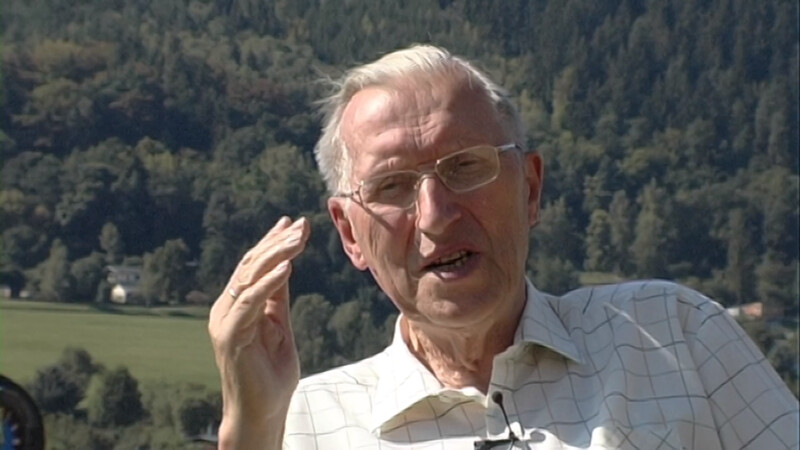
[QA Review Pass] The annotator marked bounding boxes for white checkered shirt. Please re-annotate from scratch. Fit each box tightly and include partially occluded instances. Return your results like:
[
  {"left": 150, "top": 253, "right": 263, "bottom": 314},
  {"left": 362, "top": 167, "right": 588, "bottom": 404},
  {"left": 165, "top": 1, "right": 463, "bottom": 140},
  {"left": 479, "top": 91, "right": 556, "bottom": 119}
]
[{"left": 284, "top": 280, "right": 799, "bottom": 449}]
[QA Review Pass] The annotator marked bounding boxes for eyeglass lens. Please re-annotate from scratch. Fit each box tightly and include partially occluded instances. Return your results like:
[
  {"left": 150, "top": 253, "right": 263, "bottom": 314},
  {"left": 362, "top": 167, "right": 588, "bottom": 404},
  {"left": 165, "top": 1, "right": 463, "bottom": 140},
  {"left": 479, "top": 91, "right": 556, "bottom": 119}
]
[{"left": 360, "top": 145, "right": 501, "bottom": 208}]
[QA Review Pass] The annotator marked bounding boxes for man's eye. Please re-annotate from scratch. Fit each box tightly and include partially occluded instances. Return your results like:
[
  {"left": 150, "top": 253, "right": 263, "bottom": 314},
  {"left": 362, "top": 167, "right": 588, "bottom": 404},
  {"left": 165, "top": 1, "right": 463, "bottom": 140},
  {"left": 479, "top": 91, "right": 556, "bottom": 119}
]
[
  {"left": 377, "top": 179, "right": 403, "bottom": 192},
  {"left": 457, "top": 158, "right": 481, "bottom": 169},
  {"left": 368, "top": 175, "right": 415, "bottom": 200},
  {"left": 447, "top": 155, "right": 485, "bottom": 175}
]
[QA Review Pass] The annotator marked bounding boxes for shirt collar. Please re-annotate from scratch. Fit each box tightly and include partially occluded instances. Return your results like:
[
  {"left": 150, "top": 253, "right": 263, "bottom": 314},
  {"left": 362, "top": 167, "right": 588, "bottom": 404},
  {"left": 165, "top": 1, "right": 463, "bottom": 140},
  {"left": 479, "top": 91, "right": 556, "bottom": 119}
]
[
  {"left": 513, "top": 279, "right": 583, "bottom": 364},
  {"left": 370, "top": 278, "right": 583, "bottom": 433},
  {"left": 371, "top": 317, "right": 444, "bottom": 433}
]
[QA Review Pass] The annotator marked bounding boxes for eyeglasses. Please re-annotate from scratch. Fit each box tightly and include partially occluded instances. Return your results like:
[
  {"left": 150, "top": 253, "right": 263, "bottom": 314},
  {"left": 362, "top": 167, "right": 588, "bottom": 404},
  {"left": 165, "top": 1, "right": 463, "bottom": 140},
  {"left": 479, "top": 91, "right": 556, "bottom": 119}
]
[{"left": 339, "top": 143, "right": 520, "bottom": 211}]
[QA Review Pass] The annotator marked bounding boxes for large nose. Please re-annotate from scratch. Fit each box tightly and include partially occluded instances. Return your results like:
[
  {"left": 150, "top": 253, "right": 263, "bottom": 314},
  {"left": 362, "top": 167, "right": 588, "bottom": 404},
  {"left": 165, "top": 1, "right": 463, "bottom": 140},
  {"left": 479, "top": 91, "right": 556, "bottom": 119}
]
[{"left": 415, "top": 174, "right": 461, "bottom": 235}]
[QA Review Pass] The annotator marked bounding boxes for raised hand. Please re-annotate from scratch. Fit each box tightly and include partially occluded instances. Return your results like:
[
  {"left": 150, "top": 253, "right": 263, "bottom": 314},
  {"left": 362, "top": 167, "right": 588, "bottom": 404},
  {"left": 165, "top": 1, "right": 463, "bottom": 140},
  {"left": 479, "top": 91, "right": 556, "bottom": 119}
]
[{"left": 208, "top": 216, "right": 311, "bottom": 449}]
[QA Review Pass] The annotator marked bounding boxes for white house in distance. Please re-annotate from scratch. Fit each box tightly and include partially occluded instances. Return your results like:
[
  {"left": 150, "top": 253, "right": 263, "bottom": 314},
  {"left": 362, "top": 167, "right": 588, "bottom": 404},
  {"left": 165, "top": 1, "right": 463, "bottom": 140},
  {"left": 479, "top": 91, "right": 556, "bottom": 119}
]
[
  {"left": 107, "top": 265, "right": 143, "bottom": 304},
  {"left": 725, "top": 301, "right": 783, "bottom": 321}
]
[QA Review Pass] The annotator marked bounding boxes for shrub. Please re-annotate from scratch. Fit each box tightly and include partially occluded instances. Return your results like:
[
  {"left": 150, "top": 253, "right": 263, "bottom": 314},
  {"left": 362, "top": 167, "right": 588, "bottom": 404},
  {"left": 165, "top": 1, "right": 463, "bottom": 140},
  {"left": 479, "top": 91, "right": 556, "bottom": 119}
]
[
  {"left": 85, "top": 366, "right": 145, "bottom": 427},
  {"left": 29, "top": 365, "right": 82, "bottom": 414}
]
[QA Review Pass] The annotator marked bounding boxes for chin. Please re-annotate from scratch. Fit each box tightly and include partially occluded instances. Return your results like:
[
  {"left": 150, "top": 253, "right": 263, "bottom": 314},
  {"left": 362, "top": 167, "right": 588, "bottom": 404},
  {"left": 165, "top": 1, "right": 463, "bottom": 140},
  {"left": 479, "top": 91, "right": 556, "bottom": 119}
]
[
  {"left": 420, "top": 268, "right": 502, "bottom": 297},
  {"left": 414, "top": 290, "right": 500, "bottom": 326}
]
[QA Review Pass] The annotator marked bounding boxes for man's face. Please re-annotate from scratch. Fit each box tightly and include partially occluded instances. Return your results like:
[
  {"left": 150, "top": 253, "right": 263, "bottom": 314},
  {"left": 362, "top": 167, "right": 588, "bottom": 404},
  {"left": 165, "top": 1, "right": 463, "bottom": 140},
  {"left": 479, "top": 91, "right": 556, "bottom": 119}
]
[{"left": 328, "top": 71, "right": 543, "bottom": 332}]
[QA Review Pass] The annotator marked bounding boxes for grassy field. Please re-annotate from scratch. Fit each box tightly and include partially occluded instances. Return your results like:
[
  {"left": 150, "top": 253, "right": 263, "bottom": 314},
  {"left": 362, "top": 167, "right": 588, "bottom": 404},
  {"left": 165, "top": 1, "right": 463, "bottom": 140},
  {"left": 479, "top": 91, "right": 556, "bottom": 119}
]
[
  {"left": 0, "top": 273, "right": 622, "bottom": 389},
  {"left": 578, "top": 271, "right": 626, "bottom": 285},
  {"left": 0, "top": 299, "right": 220, "bottom": 389}
]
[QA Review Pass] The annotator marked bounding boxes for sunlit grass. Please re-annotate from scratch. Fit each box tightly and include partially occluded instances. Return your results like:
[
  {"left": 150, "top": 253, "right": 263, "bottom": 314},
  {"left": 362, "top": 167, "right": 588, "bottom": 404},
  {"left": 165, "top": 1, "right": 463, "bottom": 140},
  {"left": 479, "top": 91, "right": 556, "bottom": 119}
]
[
  {"left": 0, "top": 299, "right": 219, "bottom": 389},
  {"left": 579, "top": 271, "right": 626, "bottom": 286}
]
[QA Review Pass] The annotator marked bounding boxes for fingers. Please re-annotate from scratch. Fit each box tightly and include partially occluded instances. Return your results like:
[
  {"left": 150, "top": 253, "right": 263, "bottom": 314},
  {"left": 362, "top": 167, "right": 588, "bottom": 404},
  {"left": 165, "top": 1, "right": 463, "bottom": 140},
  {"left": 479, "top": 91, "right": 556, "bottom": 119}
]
[
  {"left": 210, "top": 216, "right": 309, "bottom": 326},
  {"left": 261, "top": 270, "right": 294, "bottom": 351},
  {"left": 239, "top": 216, "right": 293, "bottom": 266},
  {"left": 269, "top": 272, "right": 292, "bottom": 327},
  {"left": 223, "top": 260, "right": 292, "bottom": 333},
  {"left": 236, "top": 217, "right": 310, "bottom": 287}
]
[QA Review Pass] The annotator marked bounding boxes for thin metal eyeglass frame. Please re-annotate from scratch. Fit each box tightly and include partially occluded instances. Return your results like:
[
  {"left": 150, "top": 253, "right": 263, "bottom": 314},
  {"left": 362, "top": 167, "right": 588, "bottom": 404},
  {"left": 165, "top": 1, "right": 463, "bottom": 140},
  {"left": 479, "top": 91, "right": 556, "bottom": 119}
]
[{"left": 337, "top": 143, "right": 521, "bottom": 210}]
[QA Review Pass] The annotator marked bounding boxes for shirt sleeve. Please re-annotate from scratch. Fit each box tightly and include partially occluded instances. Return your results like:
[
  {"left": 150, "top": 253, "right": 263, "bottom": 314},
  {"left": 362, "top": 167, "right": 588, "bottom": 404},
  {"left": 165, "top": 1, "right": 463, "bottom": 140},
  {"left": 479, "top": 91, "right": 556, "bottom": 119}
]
[{"left": 679, "top": 286, "right": 799, "bottom": 449}]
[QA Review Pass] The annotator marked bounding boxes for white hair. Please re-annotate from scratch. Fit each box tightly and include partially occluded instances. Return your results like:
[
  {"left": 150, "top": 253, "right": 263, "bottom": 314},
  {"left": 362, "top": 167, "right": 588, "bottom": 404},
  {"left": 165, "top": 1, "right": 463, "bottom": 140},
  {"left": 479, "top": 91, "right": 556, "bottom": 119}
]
[{"left": 314, "top": 44, "right": 526, "bottom": 195}]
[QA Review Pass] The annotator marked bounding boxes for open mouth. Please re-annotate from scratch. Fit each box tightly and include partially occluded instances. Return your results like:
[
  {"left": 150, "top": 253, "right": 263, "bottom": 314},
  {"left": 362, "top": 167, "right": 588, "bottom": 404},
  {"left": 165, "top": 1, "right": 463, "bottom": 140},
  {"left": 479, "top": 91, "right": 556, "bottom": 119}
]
[{"left": 425, "top": 250, "right": 474, "bottom": 272}]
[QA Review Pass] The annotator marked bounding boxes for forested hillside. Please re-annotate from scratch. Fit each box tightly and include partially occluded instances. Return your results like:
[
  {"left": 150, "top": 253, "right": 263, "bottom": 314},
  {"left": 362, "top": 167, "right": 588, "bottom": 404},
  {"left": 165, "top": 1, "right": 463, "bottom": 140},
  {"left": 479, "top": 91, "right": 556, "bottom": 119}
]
[{"left": 2, "top": 0, "right": 798, "bottom": 377}]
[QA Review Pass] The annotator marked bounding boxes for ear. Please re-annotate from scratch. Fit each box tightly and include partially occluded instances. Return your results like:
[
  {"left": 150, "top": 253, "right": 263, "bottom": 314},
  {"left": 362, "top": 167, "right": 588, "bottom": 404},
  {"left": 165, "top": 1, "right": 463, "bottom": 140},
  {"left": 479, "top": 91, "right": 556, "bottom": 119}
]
[
  {"left": 523, "top": 152, "right": 544, "bottom": 227},
  {"left": 327, "top": 197, "right": 369, "bottom": 270}
]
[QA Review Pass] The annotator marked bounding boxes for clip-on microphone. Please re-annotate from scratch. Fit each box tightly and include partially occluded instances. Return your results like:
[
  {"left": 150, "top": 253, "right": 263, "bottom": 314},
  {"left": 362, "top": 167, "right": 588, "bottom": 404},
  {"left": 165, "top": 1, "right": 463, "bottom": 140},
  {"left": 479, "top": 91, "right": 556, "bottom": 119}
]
[{"left": 474, "top": 392, "right": 519, "bottom": 449}]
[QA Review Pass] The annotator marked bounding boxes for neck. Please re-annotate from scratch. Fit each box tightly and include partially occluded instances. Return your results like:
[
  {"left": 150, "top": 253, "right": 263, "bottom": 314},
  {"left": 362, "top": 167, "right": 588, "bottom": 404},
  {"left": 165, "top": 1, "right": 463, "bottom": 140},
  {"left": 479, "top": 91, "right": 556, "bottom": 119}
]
[{"left": 402, "top": 290, "right": 526, "bottom": 393}]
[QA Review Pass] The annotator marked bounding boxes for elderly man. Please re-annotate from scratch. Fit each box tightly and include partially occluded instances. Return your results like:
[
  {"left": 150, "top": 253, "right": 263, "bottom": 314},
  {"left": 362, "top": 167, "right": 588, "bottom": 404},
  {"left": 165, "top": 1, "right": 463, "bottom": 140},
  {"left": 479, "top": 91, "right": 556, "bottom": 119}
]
[{"left": 209, "top": 45, "right": 798, "bottom": 449}]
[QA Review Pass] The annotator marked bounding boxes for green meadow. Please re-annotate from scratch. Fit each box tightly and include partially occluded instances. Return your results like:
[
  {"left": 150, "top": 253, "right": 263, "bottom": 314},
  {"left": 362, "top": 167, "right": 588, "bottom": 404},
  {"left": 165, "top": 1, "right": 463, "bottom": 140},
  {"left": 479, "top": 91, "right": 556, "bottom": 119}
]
[
  {"left": 0, "top": 272, "right": 619, "bottom": 390},
  {"left": 0, "top": 299, "right": 220, "bottom": 389}
]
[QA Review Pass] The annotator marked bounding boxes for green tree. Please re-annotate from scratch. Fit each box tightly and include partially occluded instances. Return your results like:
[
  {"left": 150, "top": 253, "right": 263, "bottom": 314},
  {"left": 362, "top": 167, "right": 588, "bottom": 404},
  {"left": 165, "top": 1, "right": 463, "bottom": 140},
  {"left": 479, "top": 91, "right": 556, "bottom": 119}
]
[
  {"left": 197, "top": 233, "right": 236, "bottom": 296},
  {"left": 632, "top": 182, "right": 671, "bottom": 278},
  {"left": 177, "top": 395, "right": 220, "bottom": 437},
  {"left": 767, "top": 109, "right": 792, "bottom": 168},
  {"left": 760, "top": 171, "right": 799, "bottom": 262},
  {"left": 722, "top": 209, "right": 758, "bottom": 304},
  {"left": 756, "top": 251, "right": 798, "bottom": 316},
  {"left": 251, "top": 143, "right": 326, "bottom": 216},
  {"left": 94, "top": 278, "right": 112, "bottom": 304},
  {"left": 56, "top": 347, "right": 102, "bottom": 389},
  {"left": 768, "top": 339, "right": 800, "bottom": 398},
  {"left": 140, "top": 238, "right": 192, "bottom": 305},
  {"left": 0, "top": 152, "right": 61, "bottom": 212},
  {"left": 327, "top": 286, "right": 393, "bottom": 365},
  {"left": 69, "top": 252, "right": 106, "bottom": 302},
  {"left": 608, "top": 190, "right": 635, "bottom": 275},
  {"left": 42, "top": 414, "right": 114, "bottom": 450},
  {"left": 529, "top": 197, "right": 583, "bottom": 267},
  {"left": 55, "top": 150, "right": 116, "bottom": 256},
  {"left": 0, "top": 266, "right": 25, "bottom": 298},
  {"left": 85, "top": 366, "right": 145, "bottom": 427},
  {"left": 0, "top": 188, "right": 27, "bottom": 229},
  {"left": 99, "top": 222, "right": 124, "bottom": 264},
  {"left": 529, "top": 256, "right": 580, "bottom": 295},
  {"left": 584, "top": 209, "right": 614, "bottom": 272},
  {"left": 29, "top": 365, "right": 82, "bottom": 414},
  {"left": 28, "top": 347, "right": 101, "bottom": 415},
  {"left": 291, "top": 293, "right": 334, "bottom": 375},
  {"left": 1, "top": 225, "right": 49, "bottom": 269},
  {"left": 37, "top": 239, "right": 75, "bottom": 302}
]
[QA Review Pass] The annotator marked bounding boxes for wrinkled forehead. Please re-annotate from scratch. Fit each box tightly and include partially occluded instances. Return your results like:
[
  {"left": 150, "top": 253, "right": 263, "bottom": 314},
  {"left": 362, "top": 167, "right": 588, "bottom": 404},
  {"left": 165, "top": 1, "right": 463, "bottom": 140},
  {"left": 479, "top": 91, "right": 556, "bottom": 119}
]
[{"left": 339, "top": 71, "right": 509, "bottom": 175}]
